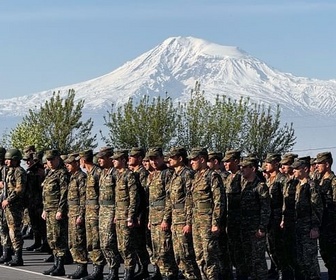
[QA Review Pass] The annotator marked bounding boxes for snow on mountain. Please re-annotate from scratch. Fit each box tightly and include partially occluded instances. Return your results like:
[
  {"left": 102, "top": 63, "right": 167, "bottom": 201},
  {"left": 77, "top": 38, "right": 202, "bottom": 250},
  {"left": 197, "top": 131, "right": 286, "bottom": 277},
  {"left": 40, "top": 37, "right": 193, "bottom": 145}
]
[{"left": 1, "top": 36, "right": 336, "bottom": 155}]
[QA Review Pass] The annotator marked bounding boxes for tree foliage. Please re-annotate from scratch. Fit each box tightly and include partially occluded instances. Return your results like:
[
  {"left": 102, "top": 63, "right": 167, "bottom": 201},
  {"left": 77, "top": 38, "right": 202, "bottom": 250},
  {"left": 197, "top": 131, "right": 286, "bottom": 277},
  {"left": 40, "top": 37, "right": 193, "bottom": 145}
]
[{"left": 10, "top": 89, "right": 97, "bottom": 154}]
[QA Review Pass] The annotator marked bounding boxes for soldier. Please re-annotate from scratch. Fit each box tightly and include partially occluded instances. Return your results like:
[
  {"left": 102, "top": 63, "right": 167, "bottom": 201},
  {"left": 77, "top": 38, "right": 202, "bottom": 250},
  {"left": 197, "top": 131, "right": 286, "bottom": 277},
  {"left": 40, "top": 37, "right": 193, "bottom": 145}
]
[
  {"left": 279, "top": 154, "right": 299, "bottom": 280},
  {"left": 147, "top": 147, "right": 178, "bottom": 280},
  {"left": 96, "top": 147, "right": 120, "bottom": 280},
  {"left": 79, "top": 149, "right": 105, "bottom": 280},
  {"left": 112, "top": 149, "right": 139, "bottom": 279},
  {"left": 128, "top": 147, "right": 151, "bottom": 279},
  {"left": 165, "top": 147, "right": 200, "bottom": 280},
  {"left": 222, "top": 150, "right": 248, "bottom": 280},
  {"left": 264, "top": 153, "right": 287, "bottom": 280},
  {"left": 65, "top": 153, "right": 89, "bottom": 279},
  {"left": 239, "top": 158, "right": 271, "bottom": 280},
  {"left": 290, "top": 158, "right": 323, "bottom": 280},
  {"left": 41, "top": 149, "right": 69, "bottom": 276},
  {"left": 314, "top": 152, "right": 336, "bottom": 280},
  {"left": 0, "top": 147, "right": 12, "bottom": 264},
  {"left": 207, "top": 150, "right": 231, "bottom": 280},
  {"left": 188, "top": 147, "right": 225, "bottom": 280},
  {"left": 0, "top": 148, "right": 27, "bottom": 266}
]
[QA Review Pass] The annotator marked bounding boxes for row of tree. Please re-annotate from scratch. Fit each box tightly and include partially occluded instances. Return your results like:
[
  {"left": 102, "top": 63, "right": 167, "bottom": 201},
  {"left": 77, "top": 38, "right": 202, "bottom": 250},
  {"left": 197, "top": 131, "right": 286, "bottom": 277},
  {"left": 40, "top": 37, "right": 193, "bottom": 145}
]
[{"left": 1, "top": 82, "right": 296, "bottom": 159}]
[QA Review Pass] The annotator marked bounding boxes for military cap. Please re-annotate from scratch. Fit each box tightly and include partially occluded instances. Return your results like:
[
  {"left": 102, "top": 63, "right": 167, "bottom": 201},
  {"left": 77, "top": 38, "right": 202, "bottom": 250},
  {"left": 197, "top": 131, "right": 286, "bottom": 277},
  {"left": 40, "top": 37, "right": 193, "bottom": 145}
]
[
  {"left": 239, "top": 158, "right": 255, "bottom": 167},
  {"left": 79, "top": 149, "right": 93, "bottom": 158},
  {"left": 97, "top": 146, "right": 113, "bottom": 158},
  {"left": 143, "top": 153, "right": 150, "bottom": 161},
  {"left": 23, "top": 151, "right": 34, "bottom": 161},
  {"left": 264, "top": 153, "right": 282, "bottom": 163},
  {"left": 222, "top": 150, "right": 241, "bottom": 162},
  {"left": 208, "top": 151, "right": 223, "bottom": 161},
  {"left": 310, "top": 158, "right": 316, "bottom": 165},
  {"left": 24, "top": 145, "right": 36, "bottom": 153},
  {"left": 0, "top": 147, "right": 6, "bottom": 158},
  {"left": 60, "top": 154, "right": 68, "bottom": 161},
  {"left": 261, "top": 162, "right": 267, "bottom": 172},
  {"left": 64, "top": 153, "right": 79, "bottom": 164},
  {"left": 299, "top": 156, "right": 311, "bottom": 164},
  {"left": 291, "top": 159, "right": 308, "bottom": 169},
  {"left": 44, "top": 149, "right": 60, "bottom": 160},
  {"left": 168, "top": 146, "right": 187, "bottom": 158},
  {"left": 243, "top": 154, "right": 259, "bottom": 167},
  {"left": 129, "top": 147, "right": 145, "bottom": 158},
  {"left": 111, "top": 149, "right": 128, "bottom": 160},
  {"left": 315, "top": 152, "right": 332, "bottom": 164},
  {"left": 187, "top": 147, "right": 208, "bottom": 159},
  {"left": 147, "top": 147, "right": 163, "bottom": 158},
  {"left": 280, "top": 153, "right": 298, "bottom": 165}
]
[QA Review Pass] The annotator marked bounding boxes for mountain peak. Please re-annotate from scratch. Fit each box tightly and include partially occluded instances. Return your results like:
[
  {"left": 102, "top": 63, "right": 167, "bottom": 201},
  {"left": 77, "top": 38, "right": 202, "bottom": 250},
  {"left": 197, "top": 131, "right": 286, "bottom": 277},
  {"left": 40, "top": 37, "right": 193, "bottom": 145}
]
[{"left": 160, "top": 36, "right": 249, "bottom": 59}]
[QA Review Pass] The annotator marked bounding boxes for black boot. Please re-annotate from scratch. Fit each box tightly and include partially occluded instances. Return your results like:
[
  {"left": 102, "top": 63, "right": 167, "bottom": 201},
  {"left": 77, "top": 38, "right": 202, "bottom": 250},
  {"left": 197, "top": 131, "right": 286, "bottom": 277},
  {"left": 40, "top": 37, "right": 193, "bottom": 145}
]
[
  {"left": 134, "top": 264, "right": 150, "bottom": 280},
  {"left": 81, "top": 264, "right": 104, "bottom": 280},
  {"left": 50, "top": 256, "right": 65, "bottom": 276},
  {"left": 25, "top": 233, "right": 42, "bottom": 251},
  {"left": 44, "top": 254, "right": 54, "bottom": 262},
  {"left": 5, "top": 249, "right": 24, "bottom": 266},
  {"left": 20, "top": 224, "right": 28, "bottom": 236},
  {"left": 43, "top": 255, "right": 58, "bottom": 275},
  {"left": 124, "top": 269, "right": 135, "bottom": 280},
  {"left": 22, "top": 226, "right": 34, "bottom": 239},
  {"left": 67, "top": 264, "right": 89, "bottom": 279},
  {"left": 104, "top": 267, "right": 119, "bottom": 280},
  {"left": 0, "top": 246, "right": 11, "bottom": 264},
  {"left": 144, "top": 264, "right": 162, "bottom": 280}
]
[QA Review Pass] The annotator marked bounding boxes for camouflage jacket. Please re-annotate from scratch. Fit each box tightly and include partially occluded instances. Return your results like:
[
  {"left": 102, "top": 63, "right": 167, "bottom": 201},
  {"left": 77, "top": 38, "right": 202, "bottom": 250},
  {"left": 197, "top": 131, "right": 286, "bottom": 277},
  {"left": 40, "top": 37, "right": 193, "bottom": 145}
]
[
  {"left": 282, "top": 177, "right": 299, "bottom": 225},
  {"left": 318, "top": 172, "right": 336, "bottom": 228},
  {"left": 86, "top": 165, "right": 101, "bottom": 204},
  {"left": 266, "top": 172, "right": 287, "bottom": 221},
  {"left": 68, "top": 169, "right": 87, "bottom": 218},
  {"left": 5, "top": 166, "right": 27, "bottom": 205},
  {"left": 191, "top": 168, "right": 225, "bottom": 228},
  {"left": 42, "top": 165, "right": 69, "bottom": 214},
  {"left": 165, "top": 166, "right": 194, "bottom": 226},
  {"left": 224, "top": 171, "right": 243, "bottom": 225},
  {"left": 240, "top": 176, "right": 271, "bottom": 232}
]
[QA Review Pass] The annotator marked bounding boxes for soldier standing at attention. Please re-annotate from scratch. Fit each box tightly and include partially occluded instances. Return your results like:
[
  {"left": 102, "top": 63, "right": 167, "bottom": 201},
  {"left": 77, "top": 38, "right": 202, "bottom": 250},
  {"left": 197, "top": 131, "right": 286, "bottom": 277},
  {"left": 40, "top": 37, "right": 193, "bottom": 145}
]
[
  {"left": 0, "top": 148, "right": 26, "bottom": 266},
  {"left": 188, "top": 147, "right": 225, "bottom": 280},
  {"left": 96, "top": 147, "right": 120, "bottom": 280},
  {"left": 165, "top": 147, "right": 201, "bottom": 280},
  {"left": 128, "top": 147, "right": 150, "bottom": 279},
  {"left": 79, "top": 149, "right": 105, "bottom": 280},
  {"left": 239, "top": 158, "right": 271, "bottom": 280},
  {"left": 290, "top": 158, "right": 323, "bottom": 280},
  {"left": 41, "top": 149, "right": 69, "bottom": 276},
  {"left": 314, "top": 152, "right": 336, "bottom": 280},
  {"left": 0, "top": 147, "right": 12, "bottom": 264},
  {"left": 112, "top": 149, "right": 139, "bottom": 280},
  {"left": 147, "top": 147, "right": 178, "bottom": 280},
  {"left": 65, "top": 153, "right": 89, "bottom": 279}
]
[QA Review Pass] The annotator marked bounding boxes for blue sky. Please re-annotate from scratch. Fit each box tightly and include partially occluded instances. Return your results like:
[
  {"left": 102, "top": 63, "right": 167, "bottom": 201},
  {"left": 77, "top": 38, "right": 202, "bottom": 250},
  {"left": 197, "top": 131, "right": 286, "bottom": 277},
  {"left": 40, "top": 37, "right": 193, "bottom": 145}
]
[{"left": 1, "top": 0, "right": 336, "bottom": 99}]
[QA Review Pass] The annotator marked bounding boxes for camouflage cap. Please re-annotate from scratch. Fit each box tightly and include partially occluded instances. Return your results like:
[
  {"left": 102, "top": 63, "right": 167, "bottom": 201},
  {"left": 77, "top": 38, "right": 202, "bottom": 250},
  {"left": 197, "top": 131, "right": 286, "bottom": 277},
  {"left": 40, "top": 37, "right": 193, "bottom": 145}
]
[
  {"left": 280, "top": 153, "right": 298, "bottom": 165},
  {"left": 264, "top": 153, "right": 282, "bottom": 163},
  {"left": 208, "top": 151, "right": 223, "bottom": 161},
  {"left": 129, "top": 147, "right": 145, "bottom": 157},
  {"left": 291, "top": 156, "right": 310, "bottom": 169},
  {"left": 79, "top": 149, "right": 93, "bottom": 158},
  {"left": 239, "top": 158, "right": 255, "bottom": 167},
  {"left": 111, "top": 149, "right": 128, "bottom": 160},
  {"left": 168, "top": 146, "right": 187, "bottom": 158},
  {"left": 97, "top": 146, "right": 113, "bottom": 158},
  {"left": 315, "top": 152, "right": 332, "bottom": 164},
  {"left": 147, "top": 147, "right": 163, "bottom": 158},
  {"left": 187, "top": 147, "right": 208, "bottom": 159},
  {"left": 143, "top": 153, "right": 150, "bottom": 161},
  {"left": 243, "top": 154, "right": 259, "bottom": 167},
  {"left": 45, "top": 149, "right": 60, "bottom": 160},
  {"left": 64, "top": 153, "right": 80, "bottom": 164},
  {"left": 60, "top": 154, "right": 68, "bottom": 161},
  {"left": 299, "top": 156, "right": 311, "bottom": 164},
  {"left": 222, "top": 150, "right": 241, "bottom": 162}
]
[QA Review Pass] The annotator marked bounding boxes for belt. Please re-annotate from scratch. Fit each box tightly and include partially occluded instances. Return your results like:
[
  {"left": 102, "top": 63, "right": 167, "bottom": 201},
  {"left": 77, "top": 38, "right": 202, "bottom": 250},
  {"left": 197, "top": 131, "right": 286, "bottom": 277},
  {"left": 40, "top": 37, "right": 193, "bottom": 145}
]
[
  {"left": 86, "top": 199, "right": 98, "bottom": 205},
  {"left": 68, "top": 200, "right": 79, "bottom": 206},
  {"left": 117, "top": 201, "right": 129, "bottom": 207},
  {"left": 196, "top": 201, "right": 212, "bottom": 209},
  {"left": 173, "top": 203, "right": 184, "bottom": 209},
  {"left": 99, "top": 200, "right": 114, "bottom": 206},
  {"left": 150, "top": 200, "right": 165, "bottom": 207}
]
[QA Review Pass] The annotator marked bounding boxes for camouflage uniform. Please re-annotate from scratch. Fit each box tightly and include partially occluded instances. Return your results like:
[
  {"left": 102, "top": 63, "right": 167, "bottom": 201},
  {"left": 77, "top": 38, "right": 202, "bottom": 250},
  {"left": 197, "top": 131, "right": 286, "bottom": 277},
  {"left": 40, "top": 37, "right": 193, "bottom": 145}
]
[
  {"left": 147, "top": 147, "right": 178, "bottom": 278},
  {"left": 240, "top": 159, "right": 271, "bottom": 280},
  {"left": 42, "top": 150, "right": 69, "bottom": 258},
  {"left": 189, "top": 148, "right": 225, "bottom": 280}
]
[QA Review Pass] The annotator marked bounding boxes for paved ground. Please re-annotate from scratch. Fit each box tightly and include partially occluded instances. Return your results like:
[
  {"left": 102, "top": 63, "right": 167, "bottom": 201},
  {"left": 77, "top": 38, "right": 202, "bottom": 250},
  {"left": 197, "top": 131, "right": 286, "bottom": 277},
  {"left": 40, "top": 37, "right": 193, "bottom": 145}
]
[{"left": 0, "top": 238, "right": 329, "bottom": 279}]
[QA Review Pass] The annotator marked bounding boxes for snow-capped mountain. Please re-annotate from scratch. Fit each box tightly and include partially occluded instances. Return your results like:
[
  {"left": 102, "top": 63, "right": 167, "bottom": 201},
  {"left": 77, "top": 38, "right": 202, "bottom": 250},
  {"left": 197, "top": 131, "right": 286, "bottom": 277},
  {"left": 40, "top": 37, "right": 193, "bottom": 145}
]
[{"left": 1, "top": 36, "right": 336, "bottom": 155}]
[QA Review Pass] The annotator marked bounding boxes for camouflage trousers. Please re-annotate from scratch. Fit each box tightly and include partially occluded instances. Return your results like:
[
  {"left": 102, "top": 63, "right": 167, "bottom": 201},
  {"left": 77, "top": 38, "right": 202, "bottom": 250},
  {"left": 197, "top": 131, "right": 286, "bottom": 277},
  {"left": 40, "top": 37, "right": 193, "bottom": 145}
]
[
  {"left": 99, "top": 205, "right": 118, "bottom": 269},
  {"left": 241, "top": 229, "right": 268, "bottom": 280},
  {"left": 0, "top": 210, "right": 11, "bottom": 247},
  {"left": 4, "top": 204, "right": 23, "bottom": 251},
  {"left": 192, "top": 213, "right": 219, "bottom": 280},
  {"left": 267, "top": 218, "right": 286, "bottom": 271},
  {"left": 68, "top": 212, "right": 87, "bottom": 264},
  {"left": 150, "top": 223, "right": 178, "bottom": 277},
  {"left": 133, "top": 217, "right": 151, "bottom": 268},
  {"left": 217, "top": 229, "right": 233, "bottom": 280},
  {"left": 319, "top": 222, "right": 336, "bottom": 271},
  {"left": 171, "top": 223, "right": 200, "bottom": 279},
  {"left": 85, "top": 206, "right": 105, "bottom": 265},
  {"left": 295, "top": 224, "right": 320, "bottom": 279},
  {"left": 116, "top": 220, "right": 136, "bottom": 270},
  {"left": 28, "top": 205, "right": 46, "bottom": 240},
  {"left": 45, "top": 210, "right": 68, "bottom": 257}
]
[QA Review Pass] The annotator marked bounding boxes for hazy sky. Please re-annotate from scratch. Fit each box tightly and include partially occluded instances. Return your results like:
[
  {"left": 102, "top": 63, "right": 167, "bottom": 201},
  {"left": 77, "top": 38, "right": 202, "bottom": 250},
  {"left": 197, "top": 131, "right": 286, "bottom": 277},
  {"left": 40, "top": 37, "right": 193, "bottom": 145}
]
[{"left": 1, "top": 0, "right": 335, "bottom": 99}]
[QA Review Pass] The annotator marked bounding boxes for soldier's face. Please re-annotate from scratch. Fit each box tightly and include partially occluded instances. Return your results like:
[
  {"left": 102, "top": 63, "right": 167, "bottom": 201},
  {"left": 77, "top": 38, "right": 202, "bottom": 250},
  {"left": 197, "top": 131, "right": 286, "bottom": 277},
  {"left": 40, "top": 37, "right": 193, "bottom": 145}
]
[
  {"left": 316, "top": 162, "right": 327, "bottom": 174},
  {"left": 265, "top": 162, "right": 277, "bottom": 173},
  {"left": 47, "top": 157, "right": 60, "bottom": 169},
  {"left": 128, "top": 156, "right": 139, "bottom": 166},
  {"left": 150, "top": 156, "right": 164, "bottom": 170},
  {"left": 281, "top": 165, "right": 292, "bottom": 175},
  {"left": 190, "top": 157, "right": 201, "bottom": 171},
  {"left": 240, "top": 165, "right": 253, "bottom": 179},
  {"left": 293, "top": 166, "right": 308, "bottom": 180},
  {"left": 168, "top": 156, "right": 181, "bottom": 168},
  {"left": 113, "top": 158, "right": 123, "bottom": 169},
  {"left": 143, "top": 160, "right": 151, "bottom": 171},
  {"left": 207, "top": 159, "right": 215, "bottom": 169},
  {"left": 224, "top": 159, "right": 237, "bottom": 172}
]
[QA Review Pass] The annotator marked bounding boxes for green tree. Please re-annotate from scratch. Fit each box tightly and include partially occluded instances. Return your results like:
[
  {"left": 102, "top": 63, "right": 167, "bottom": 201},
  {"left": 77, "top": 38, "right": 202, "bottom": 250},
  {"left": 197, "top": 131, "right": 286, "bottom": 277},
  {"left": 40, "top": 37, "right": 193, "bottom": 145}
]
[
  {"left": 10, "top": 89, "right": 97, "bottom": 154},
  {"left": 102, "top": 94, "right": 180, "bottom": 150}
]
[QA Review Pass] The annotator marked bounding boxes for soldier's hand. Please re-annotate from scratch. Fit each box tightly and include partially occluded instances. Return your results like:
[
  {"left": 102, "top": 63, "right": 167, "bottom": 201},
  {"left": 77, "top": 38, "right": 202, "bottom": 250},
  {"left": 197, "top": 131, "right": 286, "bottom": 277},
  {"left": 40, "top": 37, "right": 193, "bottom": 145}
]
[
  {"left": 1, "top": 199, "right": 9, "bottom": 209},
  {"left": 310, "top": 228, "right": 319, "bottom": 239},
  {"left": 56, "top": 211, "right": 63, "bottom": 220},
  {"left": 211, "top": 225, "right": 220, "bottom": 235},
  {"left": 148, "top": 222, "right": 151, "bottom": 230},
  {"left": 41, "top": 210, "right": 46, "bottom": 220},
  {"left": 161, "top": 221, "right": 169, "bottom": 231},
  {"left": 76, "top": 216, "right": 83, "bottom": 225},
  {"left": 0, "top": 181, "right": 3, "bottom": 189},
  {"left": 182, "top": 224, "right": 192, "bottom": 235},
  {"left": 127, "top": 220, "right": 134, "bottom": 228},
  {"left": 255, "top": 229, "right": 265, "bottom": 238},
  {"left": 280, "top": 220, "right": 284, "bottom": 229}
]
